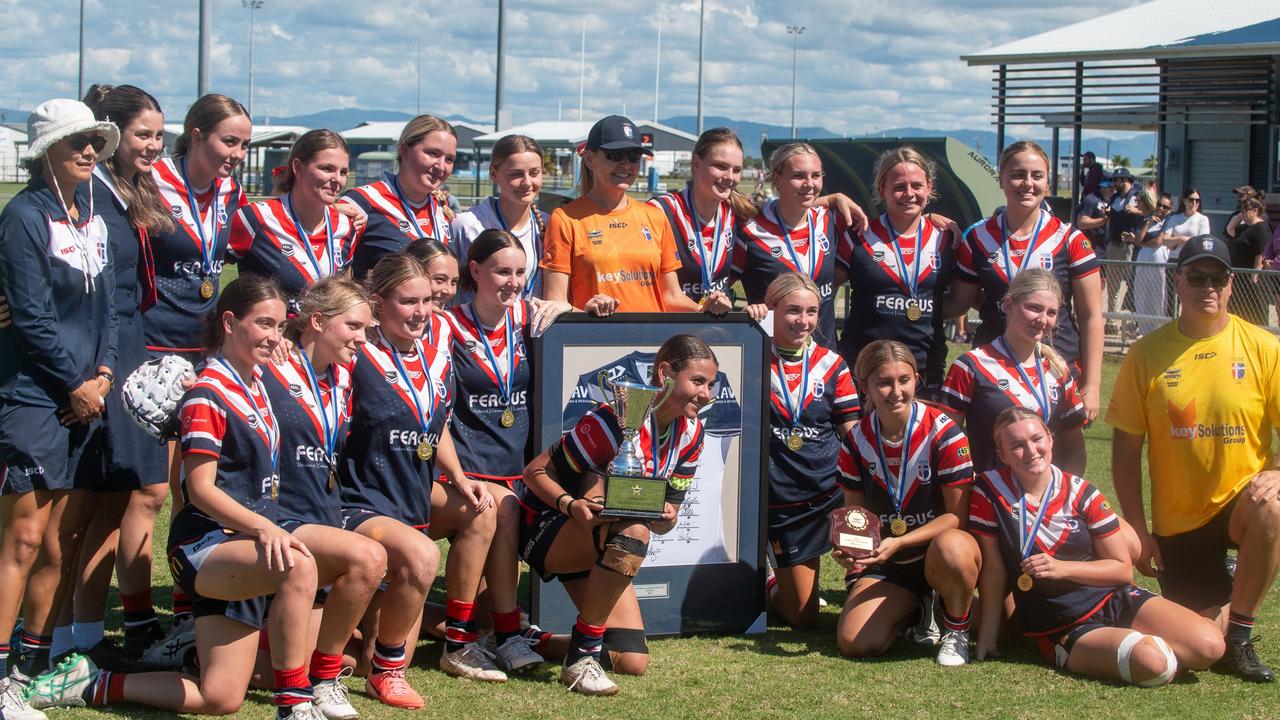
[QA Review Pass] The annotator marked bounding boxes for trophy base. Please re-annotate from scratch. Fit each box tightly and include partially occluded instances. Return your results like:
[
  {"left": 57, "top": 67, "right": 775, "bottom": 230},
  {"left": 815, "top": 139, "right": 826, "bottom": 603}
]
[{"left": 597, "top": 473, "right": 668, "bottom": 520}]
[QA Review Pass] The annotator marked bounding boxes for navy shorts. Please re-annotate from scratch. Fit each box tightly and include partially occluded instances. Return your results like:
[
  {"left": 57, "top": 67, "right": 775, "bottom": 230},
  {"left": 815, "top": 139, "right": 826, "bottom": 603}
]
[
  {"left": 1036, "top": 586, "right": 1157, "bottom": 668},
  {"left": 1154, "top": 492, "right": 1242, "bottom": 613},
  {"left": 850, "top": 558, "right": 931, "bottom": 596},
  {"left": 767, "top": 490, "right": 843, "bottom": 568},
  {"left": 98, "top": 336, "right": 169, "bottom": 490},
  {"left": 519, "top": 507, "right": 575, "bottom": 582},
  {"left": 0, "top": 404, "right": 103, "bottom": 494},
  {"left": 341, "top": 507, "right": 429, "bottom": 536}
]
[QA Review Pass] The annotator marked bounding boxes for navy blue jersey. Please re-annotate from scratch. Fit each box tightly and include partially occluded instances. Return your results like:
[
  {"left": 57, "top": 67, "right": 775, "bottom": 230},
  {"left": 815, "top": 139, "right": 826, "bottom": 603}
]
[
  {"left": 836, "top": 215, "right": 954, "bottom": 386},
  {"left": 147, "top": 158, "right": 244, "bottom": 353},
  {"left": 342, "top": 173, "right": 451, "bottom": 280},
  {"left": 516, "top": 403, "right": 703, "bottom": 512},
  {"left": 443, "top": 300, "right": 532, "bottom": 484},
  {"left": 969, "top": 466, "right": 1122, "bottom": 635},
  {"left": 338, "top": 332, "right": 451, "bottom": 528},
  {"left": 733, "top": 201, "right": 840, "bottom": 346},
  {"left": 768, "top": 343, "right": 861, "bottom": 507},
  {"left": 92, "top": 166, "right": 147, "bottom": 372},
  {"left": 647, "top": 189, "right": 736, "bottom": 301},
  {"left": 837, "top": 402, "right": 972, "bottom": 560},
  {"left": 955, "top": 209, "right": 1099, "bottom": 365},
  {"left": 227, "top": 197, "right": 359, "bottom": 302},
  {"left": 177, "top": 360, "right": 280, "bottom": 536},
  {"left": 450, "top": 197, "right": 547, "bottom": 302},
  {"left": 262, "top": 352, "right": 352, "bottom": 528},
  {"left": 0, "top": 175, "right": 116, "bottom": 408},
  {"left": 943, "top": 342, "right": 1087, "bottom": 472}
]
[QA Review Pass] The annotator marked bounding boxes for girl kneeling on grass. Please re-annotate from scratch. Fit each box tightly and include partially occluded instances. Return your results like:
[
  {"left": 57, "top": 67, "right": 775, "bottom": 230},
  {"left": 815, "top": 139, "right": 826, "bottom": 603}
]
[{"left": 969, "top": 406, "right": 1224, "bottom": 685}]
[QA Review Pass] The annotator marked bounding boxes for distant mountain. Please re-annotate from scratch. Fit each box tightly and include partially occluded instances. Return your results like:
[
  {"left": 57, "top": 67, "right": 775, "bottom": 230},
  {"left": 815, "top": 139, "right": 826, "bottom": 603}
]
[
  {"left": 263, "top": 109, "right": 487, "bottom": 131},
  {"left": 658, "top": 115, "right": 842, "bottom": 153}
]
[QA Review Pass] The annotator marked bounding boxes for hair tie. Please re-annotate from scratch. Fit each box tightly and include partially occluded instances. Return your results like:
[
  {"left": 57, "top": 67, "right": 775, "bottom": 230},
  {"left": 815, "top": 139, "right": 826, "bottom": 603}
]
[{"left": 272, "top": 166, "right": 286, "bottom": 177}]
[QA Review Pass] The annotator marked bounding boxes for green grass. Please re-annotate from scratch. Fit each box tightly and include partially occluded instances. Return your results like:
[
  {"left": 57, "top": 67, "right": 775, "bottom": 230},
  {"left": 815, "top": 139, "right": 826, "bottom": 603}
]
[{"left": 46, "top": 344, "right": 1279, "bottom": 719}]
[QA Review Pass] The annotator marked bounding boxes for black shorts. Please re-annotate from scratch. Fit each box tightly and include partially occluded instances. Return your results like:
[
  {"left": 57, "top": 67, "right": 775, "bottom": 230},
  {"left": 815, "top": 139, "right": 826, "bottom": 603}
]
[
  {"left": 519, "top": 507, "right": 574, "bottom": 582},
  {"left": 851, "top": 558, "right": 930, "bottom": 596},
  {"left": 1036, "top": 586, "right": 1157, "bottom": 668},
  {"left": 0, "top": 405, "right": 103, "bottom": 494},
  {"left": 1154, "top": 493, "right": 1241, "bottom": 613},
  {"left": 341, "top": 507, "right": 429, "bottom": 535},
  {"left": 166, "top": 525, "right": 270, "bottom": 629},
  {"left": 767, "top": 490, "right": 843, "bottom": 568}
]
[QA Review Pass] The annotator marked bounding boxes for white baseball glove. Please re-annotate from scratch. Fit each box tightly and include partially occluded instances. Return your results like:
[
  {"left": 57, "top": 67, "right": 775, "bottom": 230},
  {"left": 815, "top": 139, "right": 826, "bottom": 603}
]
[{"left": 123, "top": 355, "right": 197, "bottom": 439}]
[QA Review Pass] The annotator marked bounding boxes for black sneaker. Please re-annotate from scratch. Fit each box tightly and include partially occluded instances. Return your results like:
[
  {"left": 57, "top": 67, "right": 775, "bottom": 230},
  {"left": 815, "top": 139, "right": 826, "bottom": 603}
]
[
  {"left": 121, "top": 622, "right": 165, "bottom": 660},
  {"left": 84, "top": 640, "right": 156, "bottom": 673},
  {"left": 1218, "top": 638, "right": 1276, "bottom": 683}
]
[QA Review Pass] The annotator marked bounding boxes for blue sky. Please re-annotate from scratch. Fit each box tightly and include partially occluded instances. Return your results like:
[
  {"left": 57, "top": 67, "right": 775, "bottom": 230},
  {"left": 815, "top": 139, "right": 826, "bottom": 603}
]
[{"left": 0, "top": 0, "right": 1145, "bottom": 133}]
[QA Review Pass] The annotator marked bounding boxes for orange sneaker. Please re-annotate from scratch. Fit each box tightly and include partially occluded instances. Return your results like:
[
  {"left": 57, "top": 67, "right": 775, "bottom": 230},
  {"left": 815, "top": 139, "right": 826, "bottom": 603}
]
[{"left": 364, "top": 667, "right": 424, "bottom": 709}]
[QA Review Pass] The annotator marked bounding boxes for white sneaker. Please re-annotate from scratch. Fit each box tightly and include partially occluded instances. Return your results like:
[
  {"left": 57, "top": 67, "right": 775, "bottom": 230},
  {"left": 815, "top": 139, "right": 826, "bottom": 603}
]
[
  {"left": 909, "top": 592, "right": 941, "bottom": 646},
  {"left": 494, "top": 633, "right": 544, "bottom": 673},
  {"left": 25, "top": 653, "right": 96, "bottom": 709},
  {"left": 312, "top": 668, "right": 359, "bottom": 720},
  {"left": 0, "top": 677, "right": 47, "bottom": 720},
  {"left": 559, "top": 655, "right": 619, "bottom": 696},
  {"left": 936, "top": 629, "right": 971, "bottom": 667},
  {"left": 278, "top": 701, "right": 328, "bottom": 720},
  {"left": 439, "top": 642, "right": 507, "bottom": 682},
  {"left": 141, "top": 618, "right": 196, "bottom": 668}
]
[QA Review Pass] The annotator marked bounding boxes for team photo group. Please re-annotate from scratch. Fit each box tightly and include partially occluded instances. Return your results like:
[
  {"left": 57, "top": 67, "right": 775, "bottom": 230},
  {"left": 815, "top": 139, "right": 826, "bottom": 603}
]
[{"left": 0, "top": 81, "right": 1277, "bottom": 719}]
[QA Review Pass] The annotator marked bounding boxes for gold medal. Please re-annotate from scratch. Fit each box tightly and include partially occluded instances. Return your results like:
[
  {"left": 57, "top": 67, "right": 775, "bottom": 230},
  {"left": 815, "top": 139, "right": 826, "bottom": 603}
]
[
  {"left": 270, "top": 475, "right": 279, "bottom": 501},
  {"left": 416, "top": 440, "right": 434, "bottom": 461},
  {"left": 786, "top": 429, "right": 804, "bottom": 451},
  {"left": 905, "top": 300, "right": 922, "bottom": 322},
  {"left": 890, "top": 516, "right": 908, "bottom": 536},
  {"left": 327, "top": 469, "right": 337, "bottom": 492},
  {"left": 1017, "top": 573, "right": 1034, "bottom": 592},
  {"left": 500, "top": 407, "right": 515, "bottom": 428},
  {"left": 200, "top": 278, "right": 215, "bottom": 299}
]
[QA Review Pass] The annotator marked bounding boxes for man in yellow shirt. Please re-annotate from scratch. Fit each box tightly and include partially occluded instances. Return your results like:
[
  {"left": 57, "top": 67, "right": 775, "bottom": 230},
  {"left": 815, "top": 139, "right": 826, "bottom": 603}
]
[{"left": 1109, "top": 234, "right": 1280, "bottom": 683}]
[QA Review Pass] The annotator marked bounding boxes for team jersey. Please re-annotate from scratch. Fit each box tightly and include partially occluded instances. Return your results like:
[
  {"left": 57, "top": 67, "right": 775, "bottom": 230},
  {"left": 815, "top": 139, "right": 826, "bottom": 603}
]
[
  {"left": 837, "top": 401, "right": 972, "bottom": 560},
  {"left": 517, "top": 402, "right": 703, "bottom": 512},
  {"left": 342, "top": 173, "right": 451, "bottom": 280},
  {"left": 262, "top": 351, "right": 353, "bottom": 528},
  {"left": 836, "top": 215, "right": 953, "bottom": 385},
  {"left": 443, "top": 300, "right": 533, "bottom": 484},
  {"left": 0, "top": 175, "right": 116, "bottom": 408},
  {"left": 92, "top": 166, "right": 149, "bottom": 374},
  {"left": 969, "top": 466, "right": 1122, "bottom": 635},
  {"left": 1106, "top": 314, "right": 1280, "bottom": 536},
  {"left": 540, "top": 196, "right": 682, "bottom": 312},
  {"left": 227, "top": 197, "right": 359, "bottom": 302},
  {"left": 147, "top": 157, "right": 245, "bottom": 353},
  {"left": 955, "top": 208, "right": 1099, "bottom": 364},
  {"left": 450, "top": 197, "right": 548, "bottom": 302},
  {"left": 767, "top": 343, "right": 861, "bottom": 507},
  {"left": 338, "top": 330, "right": 452, "bottom": 528},
  {"left": 733, "top": 201, "right": 840, "bottom": 346},
  {"left": 177, "top": 359, "right": 281, "bottom": 534},
  {"left": 647, "top": 188, "right": 736, "bottom": 301},
  {"left": 943, "top": 341, "right": 1086, "bottom": 472}
]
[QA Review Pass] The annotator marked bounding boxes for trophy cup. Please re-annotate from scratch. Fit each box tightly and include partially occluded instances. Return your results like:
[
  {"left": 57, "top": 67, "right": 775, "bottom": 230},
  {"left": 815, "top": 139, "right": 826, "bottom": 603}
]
[
  {"left": 594, "top": 372, "right": 675, "bottom": 519},
  {"left": 828, "top": 505, "right": 881, "bottom": 560}
]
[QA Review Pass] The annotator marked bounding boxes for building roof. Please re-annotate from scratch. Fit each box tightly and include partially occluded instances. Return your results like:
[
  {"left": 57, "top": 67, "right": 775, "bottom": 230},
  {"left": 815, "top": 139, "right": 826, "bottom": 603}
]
[
  {"left": 342, "top": 120, "right": 491, "bottom": 146},
  {"left": 472, "top": 119, "right": 698, "bottom": 148},
  {"left": 963, "top": 0, "right": 1280, "bottom": 65},
  {"left": 161, "top": 123, "right": 310, "bottom": 146}
]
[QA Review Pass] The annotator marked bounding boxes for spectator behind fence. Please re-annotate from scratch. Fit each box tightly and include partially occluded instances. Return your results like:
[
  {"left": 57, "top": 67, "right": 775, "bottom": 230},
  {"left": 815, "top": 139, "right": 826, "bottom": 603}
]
[
  {"left": 1078, "top": 151, "right": 1103, "bottom": 201},
  {"left": 1229, "top": 197, "right": 1270, "bottom": 326},
  {"left": 1104, "top": 168, "right": 1143, "bottom": 319},
  {"left": 1158, "top": 187, "right": 1210, "bottom": 261},
  {"left": 1133, "top": 192, "right": 1173, "bottom": 335},
  {"left": 1074, "top": 179, "right": 1113, "bottom": 253},
  {"left": 1226, "top": 185, "right": 1269, "bottom": 241}
]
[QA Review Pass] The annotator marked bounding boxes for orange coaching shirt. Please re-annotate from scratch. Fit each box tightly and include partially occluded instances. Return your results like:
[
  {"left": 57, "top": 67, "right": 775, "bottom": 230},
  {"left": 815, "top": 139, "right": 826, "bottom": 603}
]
[{"left": 541, "top": 196, "right": 682, "bottom": 312}]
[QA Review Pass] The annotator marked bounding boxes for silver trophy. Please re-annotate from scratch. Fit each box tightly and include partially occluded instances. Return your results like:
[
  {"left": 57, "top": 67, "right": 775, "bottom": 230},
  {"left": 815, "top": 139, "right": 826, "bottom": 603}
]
[{"left": 594, "top": 372, "right": 675, "bottom": 518}]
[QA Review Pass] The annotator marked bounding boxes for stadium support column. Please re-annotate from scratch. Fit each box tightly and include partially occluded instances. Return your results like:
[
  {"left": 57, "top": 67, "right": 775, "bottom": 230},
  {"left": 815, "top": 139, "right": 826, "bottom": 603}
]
[
  {"left": 995, "top": 64, "right": 1006, "bottom": 155},
  {"left": 1071, "top": 61, "right": 1084, "bottom": 221},
  {"left": 1051, "top": 128, "right": 1060, "bottom": 196}
]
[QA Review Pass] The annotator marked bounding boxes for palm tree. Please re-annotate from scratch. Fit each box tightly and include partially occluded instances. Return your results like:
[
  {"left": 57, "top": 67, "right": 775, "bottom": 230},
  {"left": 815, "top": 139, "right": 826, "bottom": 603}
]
[
  {"left": 1143, "top": 154, "right": 1157, "bottom": 170},
  {"left": 1111, "top": 155, "right": 1131, "bottom": 168}
]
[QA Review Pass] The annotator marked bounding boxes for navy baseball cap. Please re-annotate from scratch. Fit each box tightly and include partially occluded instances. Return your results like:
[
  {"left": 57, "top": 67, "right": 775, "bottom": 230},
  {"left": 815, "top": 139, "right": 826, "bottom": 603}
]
[
  {"left": 1176, "top": 234, "right": 1232, "bottom": 269},
  {"left": 585, "top": 115, "right": 653, "bottom": 155},
  {"left": 1109, "top": 167, "right": 1134, "bottom": 181}
]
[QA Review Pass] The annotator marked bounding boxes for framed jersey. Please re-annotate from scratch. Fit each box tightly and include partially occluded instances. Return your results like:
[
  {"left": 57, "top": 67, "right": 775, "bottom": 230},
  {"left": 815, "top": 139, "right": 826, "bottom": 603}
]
[{"left": 530, "top": 313, "right": 770, "bottom": 636}]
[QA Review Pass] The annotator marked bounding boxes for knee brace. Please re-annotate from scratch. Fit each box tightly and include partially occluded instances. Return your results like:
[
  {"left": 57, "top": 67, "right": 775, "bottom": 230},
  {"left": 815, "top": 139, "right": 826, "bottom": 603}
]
[
  {"left": 596, "top": 529, "right": 648, "bottom": 577},
  {"left": 600, "top": 628, "right": 649, "bottom": 670},
  {"left": 1117, "top": 631, "right": 1178, "bottom": 687}
]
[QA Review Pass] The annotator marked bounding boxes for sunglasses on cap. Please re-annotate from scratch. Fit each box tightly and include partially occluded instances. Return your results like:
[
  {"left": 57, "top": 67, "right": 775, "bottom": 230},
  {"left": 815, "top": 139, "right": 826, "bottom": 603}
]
[
  {"left": 602, "top": 150, "right": 644, "bottom": 164},
  {"left": 1182, "top": 270, "right": 1230, "bottom": 289},
  {"left": 67, "top": 133, "right": 107, "bottom": 153}
]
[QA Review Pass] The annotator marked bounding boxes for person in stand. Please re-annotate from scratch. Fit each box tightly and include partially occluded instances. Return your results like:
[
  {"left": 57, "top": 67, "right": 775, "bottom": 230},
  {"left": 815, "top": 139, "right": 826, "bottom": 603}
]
[
  {"left": 1157, "top": 187, "right": 1210, "bottom": 262},
  {"left": 1078, "top": 151, "right": 1103, "bottom": 202},
  {"left": 1103, "top": 168, "right": 1143, "bottom": 318},
  {"left": 760, "top": 273, "right": 861, "bottom": 629},
  {"left": 1109, "top": 234, "right": 1280, "bottom": 683},
  {"left": 970, "top": 406, "right": 1224, "bottom": 686},
  {"left": 943, "top": 268, "right": 1088, "bottom": 475},
  {"left": 1227, "top": 197, "right": 1271, "bottom": 326},
  {"left": 945, "top": 140, "right": 1103, "bottom": 421},
  {"left": 833, "top": 340, "right": 979, "bottom": 666},
  {"left": 1132, "top": 192, "right": 1174, "bottom": 336},
  {"left": 343, "top": 115, "right": 456, "bottom": 280},
  {"left": 0, "top": 98, "right": 118, "bottom": 720},
  {"left": 518, "top": 335, "right": 717, "bottom": 695}
]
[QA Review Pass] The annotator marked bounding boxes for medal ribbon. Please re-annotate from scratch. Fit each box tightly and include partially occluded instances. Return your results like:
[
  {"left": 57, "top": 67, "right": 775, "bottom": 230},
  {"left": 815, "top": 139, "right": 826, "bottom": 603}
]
[
  {"left": 297, "top": 348, "right": 338, "bottom": 463},
  {"left": 685, "top": 188, "right": 728, "bottom": 294},
  {"left": 213, "top": 357, "right": 279, "bottom": 473},
  {"left": 388, "top": 174, "right": 444, "bottom": 243},
  {"left": 772, "top": 203, "right": 819, "bottom": 280},
  {"left": 178, "top": 157, "right": 220, "bottom": 278},
  {"left": 648, "top": 414, "right": 681, "bottom": 479},
  {"left": 872, "top": 402, "right": 918, "bottom": 516},
  {"left": 1017, "top": 466, "right": 1060, "bottom": 561},
  {"left": 284, "top": 195, "right": 337, "bottom": 280},
  {"left": 996, "top": 338, "right": 1052, "bottom": 422},
  {"left": 493, "top": 198, "right": 541, "bottom": 299},
  {"left": 774, "top": 343, "right": 813, "bottom": 434},
  {"left": 464, "top": 304, "right": 514, "bottom": 407},
  {"left": 998, "top": 208, "right": 1046, "bottom": 282},
  {"left": 382, "top": 331, "right": 437, "bottom": 444},
  {"left": 885, "top": 214, "right": 924, "bottom": 298}
]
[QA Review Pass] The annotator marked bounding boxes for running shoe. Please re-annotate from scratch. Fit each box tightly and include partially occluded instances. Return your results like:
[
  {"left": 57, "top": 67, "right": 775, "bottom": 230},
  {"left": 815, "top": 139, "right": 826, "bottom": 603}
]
[
  {"left": 440, "top": 642, "right": 507, "bottom": 682},
  {"left": 312, "top": 668, "right": 358, "bottom": 720},
  {"left": 24, "top": 653, "right": 96, "bottom": 709},
  {"left": 936, "top": 630, "right": 970, "bottom": 667},
  {"left": 364, "top": 667, "right": 424, "bottom": 709},
  {"left": 559, "top": 655, "right": 618, "bottom": 696}
]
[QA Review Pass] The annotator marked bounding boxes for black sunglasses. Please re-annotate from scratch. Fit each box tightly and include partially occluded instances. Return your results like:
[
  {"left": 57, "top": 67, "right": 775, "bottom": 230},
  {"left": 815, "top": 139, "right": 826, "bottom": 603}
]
[
  {"left": 1186, "top": 196, "right": 1201, "bottom": 202},
  {"left": 1183, "top": 271, "right": 1230, "bottom": 289},
  {"left": 67, "top": 133, "right": 107, "bottom": 153},
  {"left": 603, "top": 150, "right": 644, "bottom": 164}
]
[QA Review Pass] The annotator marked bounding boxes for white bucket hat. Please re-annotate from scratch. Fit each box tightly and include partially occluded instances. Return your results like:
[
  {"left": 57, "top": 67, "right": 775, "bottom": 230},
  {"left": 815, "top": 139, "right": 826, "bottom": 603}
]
[{"left": 24, "top": 98, "right": 119, "bottom": 162}]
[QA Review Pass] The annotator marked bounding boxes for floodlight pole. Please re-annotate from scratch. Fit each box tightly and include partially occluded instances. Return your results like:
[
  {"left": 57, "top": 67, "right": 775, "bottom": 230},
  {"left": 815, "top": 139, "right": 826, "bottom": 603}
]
[
  {"left": 198, "top": 0, "right": 211, "bottom": 96},
  {"left": 654, "top": 8, "right": 662, "bottom": 123},
  {"left": 244, "top": 1, "right": 264, "bottom": 120},
  {"left": 578, "top": 18, "right": 586, "bottom": 120},
  {"left": 787, "top": 25, "right": 805, "bottom": 139},
  {"left": 495, "top": 0, "right": 506, "bottom": 130},
  {"left": 77, "top": 0, "right": 86, "bottom": 98},
  {"left": 696, "top": 0, "right": 705, "bottom": 133}
]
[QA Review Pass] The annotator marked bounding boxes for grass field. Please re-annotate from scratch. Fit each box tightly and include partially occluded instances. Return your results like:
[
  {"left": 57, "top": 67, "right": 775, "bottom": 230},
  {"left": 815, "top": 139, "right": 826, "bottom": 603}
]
[{"left": 38, "top": 344, "right": 1279, "bottom": 720}]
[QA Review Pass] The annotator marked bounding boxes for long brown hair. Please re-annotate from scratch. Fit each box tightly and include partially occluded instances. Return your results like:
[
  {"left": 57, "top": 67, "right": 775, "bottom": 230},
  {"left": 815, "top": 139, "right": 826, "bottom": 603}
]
[
  {"left": 489, "top": 134, "right": 546, "bottom": 239},
  {"left": 203, "top": 274, "right": 287, "bottom": 351},
  {"left": 274, "top": 129, "right": 349, "bottom": 196},
  {"left": 174, "top": 93, "right": 249, "bottom": 158},
  {"left": 693, "top": 127, "right": 757, "bottom": 221},
  {"left": 82, "top": 84, "right": 173, "bottom": 234}
]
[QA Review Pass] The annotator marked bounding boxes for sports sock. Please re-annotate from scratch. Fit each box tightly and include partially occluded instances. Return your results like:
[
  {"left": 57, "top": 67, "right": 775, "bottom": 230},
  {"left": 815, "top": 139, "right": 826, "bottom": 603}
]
[
  {"left": 308, "top": 649, "right": 343, "bottom": 684},
  {"left": 73, "top": 621, "right": 105, "bottom": 651},
  {"left": 942, "top": 608, "right": 971, "bottom": 633},
  {"left": 370, "top": 640, "right": 406, "bottom": 674},
  {"left": 1227, "top": 610, "right": 1255, "bottom": 645},
  {"left": 51, "top": 625, "right": 73, "bottom": 660},
  {"left": 493, "top": 610, "right": 523, "bottom": 644},
  {"left": 0, "top": 640, "right": 9, "bottom": 678},
  {"left": 565, "top": 617, "right": 605, "bottom": 665},
  {"left": 17, "top": 632, "right": 51, "bottom": 676},
  {"left": 120, "top": 590, "right": 159, "bottom": 638},
  {"left": 84, "top": 669, "right": 127, "bottom": 706},
  {"left": 444, "top": 599, "right": 477, "bottom": 653},
  {"left": 171, "top": 590, "right": 194, "bottom": 624},
  {"left": 272, "top": 664, "right": 313, "bottom": 713},
  {"left": 522, "top": 626, "right": 553, "bottom": 656}
]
